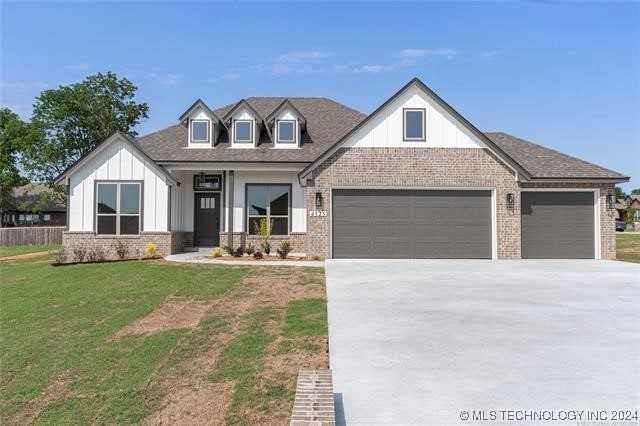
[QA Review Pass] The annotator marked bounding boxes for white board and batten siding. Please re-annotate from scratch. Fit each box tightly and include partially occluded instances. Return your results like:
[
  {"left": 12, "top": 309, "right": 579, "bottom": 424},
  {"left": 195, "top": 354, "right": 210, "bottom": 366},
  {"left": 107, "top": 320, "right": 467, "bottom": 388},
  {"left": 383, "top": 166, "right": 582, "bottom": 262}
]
[
  {"left": 68, "top": 137, "right": 171, "bottom": 232},
  {"left": 343, "top": 84, "right": 488, "bottom": 149}
]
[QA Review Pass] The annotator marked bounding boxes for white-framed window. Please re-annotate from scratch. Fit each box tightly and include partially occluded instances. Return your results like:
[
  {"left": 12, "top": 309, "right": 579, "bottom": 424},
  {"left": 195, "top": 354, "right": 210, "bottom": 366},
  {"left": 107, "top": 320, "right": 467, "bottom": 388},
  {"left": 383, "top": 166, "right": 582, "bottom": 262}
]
[
  {"left": 44, "top": 214, "right": 51, "bottom": 222},
  {"left": 234, "top": 120, "right": 253, "bottom": 144},
  {"left": 96, "top": 182, "right": 141, "bottom": 235},
  {"left": 246, "top": 184, "right": 290, "bottom": 236},
  {"left": 403, "top": 108, "right": 426, "bottom": 141},
  {"left": 276, "top": 120, "right": 296, "bottom": 144},
  {"left": 190, "top": 119, "right": 210, "bottom": 144}
]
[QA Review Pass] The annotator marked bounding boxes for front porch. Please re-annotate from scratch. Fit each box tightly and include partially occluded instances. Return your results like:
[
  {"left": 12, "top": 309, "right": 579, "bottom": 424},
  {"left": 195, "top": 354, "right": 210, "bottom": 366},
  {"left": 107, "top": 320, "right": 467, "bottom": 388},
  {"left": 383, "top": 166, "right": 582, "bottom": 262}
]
[{"left": 166, "top": 167, "right": 310, "bottom": 256}]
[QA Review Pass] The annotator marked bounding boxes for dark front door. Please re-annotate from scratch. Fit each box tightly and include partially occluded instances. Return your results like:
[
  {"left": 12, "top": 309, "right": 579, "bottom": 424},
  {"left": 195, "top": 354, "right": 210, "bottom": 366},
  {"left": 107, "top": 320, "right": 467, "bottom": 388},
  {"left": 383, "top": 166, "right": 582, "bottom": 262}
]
[
  {"left": 194, "top": 192, "right": 220, "bottom": 246},
  {"left": 332, "top": 189, "right": 492, "bottom": 259}
]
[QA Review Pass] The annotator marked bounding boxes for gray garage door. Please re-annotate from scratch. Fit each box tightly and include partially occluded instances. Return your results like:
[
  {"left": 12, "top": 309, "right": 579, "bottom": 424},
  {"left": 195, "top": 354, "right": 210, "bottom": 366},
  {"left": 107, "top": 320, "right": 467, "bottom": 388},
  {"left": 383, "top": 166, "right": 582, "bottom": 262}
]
[
  {"left": 332, "top": 189, "right": 492, "bottom": 259},
  {"left": 521, "top": 192, "right": 595, "bottom": 259}
]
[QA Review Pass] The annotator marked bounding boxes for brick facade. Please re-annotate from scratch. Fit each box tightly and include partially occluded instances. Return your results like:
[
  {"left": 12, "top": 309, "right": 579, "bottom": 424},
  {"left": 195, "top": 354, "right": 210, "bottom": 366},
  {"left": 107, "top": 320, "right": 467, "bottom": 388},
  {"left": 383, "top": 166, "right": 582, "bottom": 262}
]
[{"left": 62, "top": 231, "right": 190, "bottom": 262}]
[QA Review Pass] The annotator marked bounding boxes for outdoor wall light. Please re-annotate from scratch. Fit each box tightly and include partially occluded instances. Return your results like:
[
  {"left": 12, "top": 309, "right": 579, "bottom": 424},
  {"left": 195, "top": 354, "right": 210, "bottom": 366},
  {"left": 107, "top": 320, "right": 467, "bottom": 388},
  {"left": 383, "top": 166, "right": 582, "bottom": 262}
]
[
  {"left": 506, "top": 193, "right": 515, "bottom": 209},
  {"left": 315, "top": 192, "right": 324, "bottom": 209},
  {"left": 606, "top": 193, "right": 614, "bottom": 210}
]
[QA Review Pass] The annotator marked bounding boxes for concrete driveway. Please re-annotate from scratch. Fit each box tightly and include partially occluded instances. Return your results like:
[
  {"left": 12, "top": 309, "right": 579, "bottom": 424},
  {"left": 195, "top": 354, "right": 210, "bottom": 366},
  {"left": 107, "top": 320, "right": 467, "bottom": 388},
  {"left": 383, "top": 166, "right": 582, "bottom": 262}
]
[{"left": 326, "top": 260, "right": 640, "bottom": 425}]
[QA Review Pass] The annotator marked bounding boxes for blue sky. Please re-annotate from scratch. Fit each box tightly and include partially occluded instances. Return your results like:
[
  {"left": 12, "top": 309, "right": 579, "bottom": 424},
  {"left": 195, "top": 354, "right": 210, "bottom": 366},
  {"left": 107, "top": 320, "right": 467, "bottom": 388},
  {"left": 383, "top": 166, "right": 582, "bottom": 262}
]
[{"left": 2, "top": 1, "right": 639, "bottom": 190}]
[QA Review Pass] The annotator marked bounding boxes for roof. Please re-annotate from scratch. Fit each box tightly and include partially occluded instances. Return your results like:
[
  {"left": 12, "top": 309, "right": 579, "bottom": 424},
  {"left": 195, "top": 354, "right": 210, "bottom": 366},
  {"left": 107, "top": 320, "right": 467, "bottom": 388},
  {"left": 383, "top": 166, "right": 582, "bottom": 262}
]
[
  {"left": 137, "top": 97, "right": 366, "bottom": 163},
  {"left": 55, "top": 132, "right": 179, "bottom": 185},
  {"left": 7, "top": 183, "right": 66, "bottom": 212},
  {"left": 485, "top": 132, "right": 629, "bottom": 180}
]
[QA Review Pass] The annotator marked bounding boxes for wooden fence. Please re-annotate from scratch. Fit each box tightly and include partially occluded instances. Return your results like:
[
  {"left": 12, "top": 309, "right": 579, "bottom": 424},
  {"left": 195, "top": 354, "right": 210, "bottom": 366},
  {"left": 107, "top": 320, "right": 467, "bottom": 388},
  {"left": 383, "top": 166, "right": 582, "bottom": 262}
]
[{"left": 0, "top": 226, "right": 65, "bottom": 247}]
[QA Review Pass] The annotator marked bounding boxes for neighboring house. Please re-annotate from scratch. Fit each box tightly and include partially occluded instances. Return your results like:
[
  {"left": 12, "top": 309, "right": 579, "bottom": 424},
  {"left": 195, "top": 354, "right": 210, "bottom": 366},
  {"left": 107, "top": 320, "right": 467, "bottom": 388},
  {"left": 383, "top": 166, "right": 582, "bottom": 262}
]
[
  {"left": 624, "top": 194, "right": 640, "bottom": 221},
  {"left": 615, "top": 199, "right": 628, "bottom": 221},
  {"left": 1, "top": 183, "right": 66, "bottom": 227},
  {"left": 55, "top": 78, "right": 629, "bottom": 260}
]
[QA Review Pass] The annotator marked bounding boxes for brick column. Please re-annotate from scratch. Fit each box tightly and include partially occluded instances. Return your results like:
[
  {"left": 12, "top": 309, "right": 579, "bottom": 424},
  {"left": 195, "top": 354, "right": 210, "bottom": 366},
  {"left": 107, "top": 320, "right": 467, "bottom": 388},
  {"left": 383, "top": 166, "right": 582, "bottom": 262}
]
[{"left": 290, "top": 369, "right": 335, "bottom": 425}]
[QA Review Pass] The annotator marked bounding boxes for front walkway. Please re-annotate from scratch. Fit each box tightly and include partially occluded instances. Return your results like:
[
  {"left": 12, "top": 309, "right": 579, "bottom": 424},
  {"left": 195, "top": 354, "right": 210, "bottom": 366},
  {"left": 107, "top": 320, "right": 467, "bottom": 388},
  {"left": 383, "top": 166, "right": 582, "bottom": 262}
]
[
  {"left": 326, "top": 259, "right": 640, "bottom": 425},
  {"left": 165, "top": 248, "right": 324, "bottom": 267}
]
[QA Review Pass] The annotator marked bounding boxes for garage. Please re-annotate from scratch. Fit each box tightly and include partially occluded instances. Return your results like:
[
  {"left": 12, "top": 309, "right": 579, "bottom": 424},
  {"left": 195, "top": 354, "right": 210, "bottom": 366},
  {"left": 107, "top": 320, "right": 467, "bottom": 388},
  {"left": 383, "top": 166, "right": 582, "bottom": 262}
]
[
  {"left": 521, "top": 191, "right": 595, "bottom": 259},
  {"left": 332, "top": 189, "right": 492, "bottom": 259}
]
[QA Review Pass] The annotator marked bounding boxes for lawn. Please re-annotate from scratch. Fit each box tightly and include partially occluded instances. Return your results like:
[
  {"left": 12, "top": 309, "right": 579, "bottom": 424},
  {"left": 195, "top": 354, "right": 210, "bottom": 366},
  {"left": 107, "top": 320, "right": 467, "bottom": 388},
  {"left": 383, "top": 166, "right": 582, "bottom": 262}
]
[
  {"left": 617, "top": 232, "right": 640, "bottom": 263},
  {"left": 0, "top": 245, "right": 61, "bottom": 258},
  {"left": 0, "top": 255, "right": 327, "bottom": 425}
]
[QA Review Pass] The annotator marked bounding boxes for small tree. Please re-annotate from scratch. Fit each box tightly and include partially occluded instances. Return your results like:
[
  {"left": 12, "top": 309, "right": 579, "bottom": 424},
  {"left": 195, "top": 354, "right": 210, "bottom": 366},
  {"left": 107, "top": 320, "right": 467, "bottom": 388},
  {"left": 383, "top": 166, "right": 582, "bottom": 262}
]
[
  {"left": 255, "top": 217, "right": 273, "bottom": 254},
  {"left": 614, "top": 186, "right": 626, "bottom": 200},
  {"left": 631, "top": 189, "right": 640, "bottom": 195},
  {"left": 627, "top": 207, "right": 638, "bottom": 224}
]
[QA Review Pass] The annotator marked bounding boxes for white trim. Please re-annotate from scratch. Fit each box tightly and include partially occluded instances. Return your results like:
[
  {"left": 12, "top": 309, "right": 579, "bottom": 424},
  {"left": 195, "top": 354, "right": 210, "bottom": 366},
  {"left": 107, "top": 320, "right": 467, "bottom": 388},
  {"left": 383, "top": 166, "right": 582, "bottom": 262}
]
[
  {"left": 276, "top": 119, "right": 297, "bottom": 144},
  {"left": 160, "top": 162, "right": 307, "bottom": 171},
  {"left": 233, "top": 119, "right": 254, "bottom": 144},
  {"left": 403, "top": 108, "right": 426, "bottom": 141},
  {"left": 520, "top": 188, "right": 601, "bottom": 260},
  {"left": 328, "top": 186, "right": 497, "bottom": 260}
]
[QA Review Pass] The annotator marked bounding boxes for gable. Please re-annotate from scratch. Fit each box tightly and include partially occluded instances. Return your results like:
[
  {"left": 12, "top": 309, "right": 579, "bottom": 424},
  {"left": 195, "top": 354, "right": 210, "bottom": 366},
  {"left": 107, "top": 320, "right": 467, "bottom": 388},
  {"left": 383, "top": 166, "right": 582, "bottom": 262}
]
[{"left": 344, "top": 84, "right": 488, "bottom": 149}]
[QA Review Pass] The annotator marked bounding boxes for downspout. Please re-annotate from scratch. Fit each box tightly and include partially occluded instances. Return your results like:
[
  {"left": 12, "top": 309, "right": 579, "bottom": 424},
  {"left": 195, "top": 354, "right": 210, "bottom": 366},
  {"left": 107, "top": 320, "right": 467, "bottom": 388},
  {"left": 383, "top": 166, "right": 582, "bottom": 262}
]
[{"left": 228, "top": 170, "right": 234, "bottom": 248}]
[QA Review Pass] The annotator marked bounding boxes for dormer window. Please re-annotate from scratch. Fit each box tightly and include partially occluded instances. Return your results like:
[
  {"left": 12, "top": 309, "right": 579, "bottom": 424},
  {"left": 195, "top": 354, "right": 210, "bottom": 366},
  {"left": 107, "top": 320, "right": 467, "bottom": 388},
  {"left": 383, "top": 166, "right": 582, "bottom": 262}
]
[
  {"left": 403, "top": 108, "right": 425, "bottom": 141},
  {"left": 234, "top": 120, "right": 253, "bottom": 144},
  {"left": 190, "top": 119, "right": 210, "bottom": 144},
  {"left": 277, "top": 120, "right": 296, "bottom": 144}
]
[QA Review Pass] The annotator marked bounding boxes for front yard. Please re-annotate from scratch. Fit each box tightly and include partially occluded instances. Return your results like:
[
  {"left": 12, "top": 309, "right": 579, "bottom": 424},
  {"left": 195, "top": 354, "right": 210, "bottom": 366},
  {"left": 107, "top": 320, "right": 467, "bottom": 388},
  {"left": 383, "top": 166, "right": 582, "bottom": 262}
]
[
  {"left": 0, "top": 256, "right": 327, "bottom": 425},
  {"left": 617, "top": 232, "right": 640, "bottom": 263}
]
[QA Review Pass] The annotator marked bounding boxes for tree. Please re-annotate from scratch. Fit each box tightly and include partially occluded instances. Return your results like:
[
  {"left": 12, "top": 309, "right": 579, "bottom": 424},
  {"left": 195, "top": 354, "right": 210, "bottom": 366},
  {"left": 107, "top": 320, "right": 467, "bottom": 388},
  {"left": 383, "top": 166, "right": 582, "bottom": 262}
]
[
  {"left": 614, "top": 186, "right": 626, "bottom": 200},
  {"left": 0, "top": 108, "right": 38, "bottom": 218},
  {"left": 631, "top": 189, "right": 640, "bottom": 195},
  {"left": 21, "top": 72, "right": 149, "bottom": 183}
]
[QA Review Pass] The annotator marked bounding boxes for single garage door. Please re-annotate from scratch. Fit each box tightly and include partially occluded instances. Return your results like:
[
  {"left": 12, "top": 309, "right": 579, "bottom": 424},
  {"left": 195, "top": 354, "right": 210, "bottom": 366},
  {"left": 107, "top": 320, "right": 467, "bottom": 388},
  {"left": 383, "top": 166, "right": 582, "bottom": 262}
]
[
  {"left": 521, "top": 192, "right": 595, "bottom": 259},
  {"left": 332, "top": 189, "right": 492, "bottom": 259}
]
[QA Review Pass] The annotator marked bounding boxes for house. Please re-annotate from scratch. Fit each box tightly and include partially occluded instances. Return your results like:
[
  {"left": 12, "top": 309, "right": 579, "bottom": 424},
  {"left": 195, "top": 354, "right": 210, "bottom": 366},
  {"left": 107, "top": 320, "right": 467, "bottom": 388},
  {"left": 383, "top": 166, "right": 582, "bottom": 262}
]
[
  {"left": 1, "top": 183, "right": 66, "bottom": 227},
  {"left": 55, "top": 78, "right": 629, "bottom": 260},
  {"left": 624, "top": 194, "right": 640, "bottom": 221}
]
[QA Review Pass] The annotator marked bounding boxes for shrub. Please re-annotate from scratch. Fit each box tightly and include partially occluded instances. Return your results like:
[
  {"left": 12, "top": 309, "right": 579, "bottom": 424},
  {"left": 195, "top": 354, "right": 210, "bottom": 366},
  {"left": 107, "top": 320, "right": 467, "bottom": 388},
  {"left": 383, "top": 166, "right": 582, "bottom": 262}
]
[
  {"left": 245, "top": 243, "right": 256, "bottom": 255},
  {"left": 72, "top": 245, "right": 87, "bottom": 263},
  {"left": 253, "top": 250, "right": 264, "bottom": 259},
  {"left": 114, "top": 239, "right": 128, "bottom": 260},
  {"left": 144, "top": 242, "right": 157, "bottom": 258},
  {"left": 277, "top": 241, "right": 292, "bottom": 259},
  {"left": 51, "top": 248, "right": 67, "bottom": 265},
  {"left": 232, "top": 247, "right": 244, "bottom": 257},
  {"left": 92, "top": 246, "right": 106, "bottom": 262},
  {"left": 222, "top": 245, "right": 233, "bottom": 255},
  {"left": 312, "top": 255, "right": 322, "bottom": 261},
  {"left": 261, "top": 241, "right": 271, "bottom": 255},
  {"left": 211, "top": 248, "right": 223, "bottom": 258}
]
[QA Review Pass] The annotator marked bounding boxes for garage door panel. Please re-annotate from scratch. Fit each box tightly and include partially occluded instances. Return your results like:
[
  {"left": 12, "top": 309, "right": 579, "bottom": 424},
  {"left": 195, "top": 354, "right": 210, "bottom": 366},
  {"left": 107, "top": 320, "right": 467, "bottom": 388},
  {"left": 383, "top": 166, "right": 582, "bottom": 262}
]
[
  {"left": 521, "top": 192, "right": 594, "bottom": 259},
  {"left": 333, "top": 189, "right": 492, "bottom": 259}
]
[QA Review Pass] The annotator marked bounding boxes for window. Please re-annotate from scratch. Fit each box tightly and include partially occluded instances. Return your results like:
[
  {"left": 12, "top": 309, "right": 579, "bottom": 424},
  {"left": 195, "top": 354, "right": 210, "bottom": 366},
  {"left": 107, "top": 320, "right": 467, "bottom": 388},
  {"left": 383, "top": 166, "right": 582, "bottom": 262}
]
[
  {"left": 194, "top": 174, "right": 220, "bottom": 190},
  {"left": 191, "top": 120, "right": 210, "bottom": 143},
  {"left": 44, "top": 214, "right": 51, "bottom": 223},
  {"left": 234, "top": 120, "right": 253, "bottom": 143},
  {"left": 277, "top": 120, "right": 296, "bottom": 143},
  {"left": 96, "top": 182, "right": 141, "bottom": 235},
  {"left": 246, "top": 184, "right": 290, "bottom": 235},
  {"left": 403, "top": 108, "right": 425, "bottom": 141}
]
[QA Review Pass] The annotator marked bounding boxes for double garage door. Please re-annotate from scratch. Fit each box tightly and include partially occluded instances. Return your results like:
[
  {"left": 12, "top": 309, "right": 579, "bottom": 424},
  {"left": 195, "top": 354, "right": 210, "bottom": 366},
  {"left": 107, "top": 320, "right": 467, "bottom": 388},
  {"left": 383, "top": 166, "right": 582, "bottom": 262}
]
[
  {"left": 332, "top": 189, "right": 595, "bottom": 259},
  {"left": 332, "top": 189, "right": 492, "bottom": 259}
]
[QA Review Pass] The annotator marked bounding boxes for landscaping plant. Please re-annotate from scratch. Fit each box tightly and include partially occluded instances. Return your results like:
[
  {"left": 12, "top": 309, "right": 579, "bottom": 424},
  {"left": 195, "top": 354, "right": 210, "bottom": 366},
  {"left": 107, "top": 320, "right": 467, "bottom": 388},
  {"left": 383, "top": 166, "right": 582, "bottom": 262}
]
[
  {"left": 211, "top": 248, "right": 223, "bottom": 258},
  {"left": 222, "top": 245, "right": 233, "bottom": 255},
  {"left": 232, "top": 247, "right": 244, "bottom": 257},
  {"left": 50, "top": 248, "right": 67, "bottom": 265},
  {"left": 92, "top": 246, "right": 106, "bottom": 262},
  {"left": 253, "top": 251, "right": 264, "bottom": 259},
  {"left": 277, "top": 241, "right": 293, "bottom": 259},
  {"left": 255, "top": 217, "right": 273, "bottom": 254},
  {"left": 144, "top": 242, "right": 157, "bottom": 258},
  {"left": 114, "top": 239, "right": 128, "bottom": 260},
  {"left": 244, "top": 243, "right": 256, "bottom": 256},
  {"left": 72, "top": 245, "right": 87, "bottom": 263}
]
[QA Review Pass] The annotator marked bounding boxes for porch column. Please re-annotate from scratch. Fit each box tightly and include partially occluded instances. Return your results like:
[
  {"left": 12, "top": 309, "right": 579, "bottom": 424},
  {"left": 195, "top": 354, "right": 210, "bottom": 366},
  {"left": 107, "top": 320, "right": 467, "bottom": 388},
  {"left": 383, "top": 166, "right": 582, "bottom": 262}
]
[{"left": 228, "top": 170, "right": 234, "bottom": 248}]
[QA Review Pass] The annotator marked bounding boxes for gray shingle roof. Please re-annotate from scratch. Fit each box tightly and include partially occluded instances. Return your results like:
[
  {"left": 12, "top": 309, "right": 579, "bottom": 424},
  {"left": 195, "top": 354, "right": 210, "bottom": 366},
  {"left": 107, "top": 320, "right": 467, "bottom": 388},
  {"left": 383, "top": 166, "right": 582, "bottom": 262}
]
[
  {"left": 137, "top": 97, "right": 366, "bottom": 163},
  {"left": 485, "top": 132, "right": 628, "bottom": 180}
]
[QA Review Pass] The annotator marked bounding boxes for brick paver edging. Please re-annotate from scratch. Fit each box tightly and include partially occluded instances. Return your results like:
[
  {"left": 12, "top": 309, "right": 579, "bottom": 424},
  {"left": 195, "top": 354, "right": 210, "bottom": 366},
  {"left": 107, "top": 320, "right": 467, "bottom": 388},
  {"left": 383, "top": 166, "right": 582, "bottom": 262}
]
[{"left": 291, "top": 369, "right": 335, "bottom": 426}]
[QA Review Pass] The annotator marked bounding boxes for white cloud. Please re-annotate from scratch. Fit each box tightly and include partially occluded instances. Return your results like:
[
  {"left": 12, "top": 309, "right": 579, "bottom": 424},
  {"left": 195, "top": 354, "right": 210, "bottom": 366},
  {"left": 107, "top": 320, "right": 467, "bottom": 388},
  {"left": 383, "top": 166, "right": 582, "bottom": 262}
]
[
  {"left": 272, "top": 63, "right": 293, "bottom": 75},
  {"left": 222, "top": 73, "right": 240, "bottom": 80},
  {"left": 398, "top": 48, "right": 458, "bottom": 60},
  {"left": 275, "top": 50, "right": 332, "bottom": 63},
  {"left": 355, "top": 65, "right": 384, "bottom": 73},
  {"left": 480, "top": 50, "right": 501, "bottom": 58},
  {"left": 148, "top": 72, "right": 182, "bottom": 85}
]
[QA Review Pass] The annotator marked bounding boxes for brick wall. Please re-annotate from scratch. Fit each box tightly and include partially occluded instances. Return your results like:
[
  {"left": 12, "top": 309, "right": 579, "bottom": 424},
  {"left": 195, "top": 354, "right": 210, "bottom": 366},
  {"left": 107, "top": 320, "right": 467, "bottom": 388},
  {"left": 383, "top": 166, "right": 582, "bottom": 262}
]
[
  {"left": 62, "top": 231, "right": 190, "bottom": 262},
  {"left": 307, "top": 147, "right": 521, "bottom": 259},
  {"left": 290, "top": 369, "right": 335, "bottom": 426}
]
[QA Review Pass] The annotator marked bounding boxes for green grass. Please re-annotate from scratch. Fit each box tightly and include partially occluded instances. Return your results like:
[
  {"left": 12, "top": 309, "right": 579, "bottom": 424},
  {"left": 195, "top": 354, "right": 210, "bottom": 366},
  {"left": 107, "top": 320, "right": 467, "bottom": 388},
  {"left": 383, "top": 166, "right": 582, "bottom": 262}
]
[
  {"left": 0, "top": 257, "right": 249, "bottom": 424},
  {"left": 283, "top": 299, "right": 327, "bottom": 337},
  {"left": 617, "top": 232, "right": 640, "bottom": 263},
  {"left": 0, "top": 244, "right": 61, "bottom": 258}
]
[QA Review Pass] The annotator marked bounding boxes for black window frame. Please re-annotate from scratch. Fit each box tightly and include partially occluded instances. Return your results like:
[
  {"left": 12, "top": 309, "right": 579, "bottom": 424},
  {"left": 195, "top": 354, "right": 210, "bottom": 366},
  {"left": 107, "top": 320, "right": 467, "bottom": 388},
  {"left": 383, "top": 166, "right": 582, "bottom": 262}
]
[
  {"left": 95, "top": 181, "right": 143, "bottom": 235},
  {"left": 193, "top": 174, "right": 221, "bottom": 191},
  {"left": 245, "top": 183, "right": 292, "bottom": 236},
  {"left": 402, "top": 108, "right": 426, "bottom": 142},
  {"left": 190, "top": 119, "right": 210, "bottom": 144}
]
